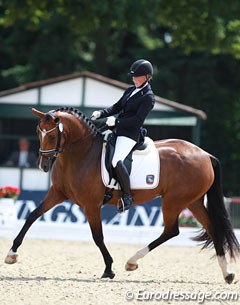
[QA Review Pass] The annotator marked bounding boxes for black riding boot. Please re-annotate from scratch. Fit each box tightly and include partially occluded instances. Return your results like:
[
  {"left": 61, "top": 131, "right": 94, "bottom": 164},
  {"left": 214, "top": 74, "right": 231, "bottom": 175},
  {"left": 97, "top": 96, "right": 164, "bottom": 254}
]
[{"left": 114, "top": 160, "right": 133, "bottom": 212}]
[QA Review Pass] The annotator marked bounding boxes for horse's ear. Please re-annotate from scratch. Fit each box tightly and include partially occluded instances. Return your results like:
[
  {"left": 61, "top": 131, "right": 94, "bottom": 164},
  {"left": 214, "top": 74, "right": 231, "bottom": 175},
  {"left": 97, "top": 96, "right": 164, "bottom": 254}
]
[{"left": 32, "top": 108, "right": 45, "bottom": 119}]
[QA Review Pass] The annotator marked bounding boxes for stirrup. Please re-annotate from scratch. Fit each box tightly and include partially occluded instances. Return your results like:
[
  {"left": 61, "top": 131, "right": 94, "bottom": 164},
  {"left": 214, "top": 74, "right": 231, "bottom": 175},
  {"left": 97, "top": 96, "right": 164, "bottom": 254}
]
[{"left": 117, "top": 194, "right": 133, "bottom": 213}]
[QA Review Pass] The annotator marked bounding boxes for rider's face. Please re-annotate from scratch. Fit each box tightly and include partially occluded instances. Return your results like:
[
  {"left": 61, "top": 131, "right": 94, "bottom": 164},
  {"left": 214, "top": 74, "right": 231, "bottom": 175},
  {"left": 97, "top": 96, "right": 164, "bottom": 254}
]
[{"left": 132, "top": 75, "right": 147, "bottom": 88}]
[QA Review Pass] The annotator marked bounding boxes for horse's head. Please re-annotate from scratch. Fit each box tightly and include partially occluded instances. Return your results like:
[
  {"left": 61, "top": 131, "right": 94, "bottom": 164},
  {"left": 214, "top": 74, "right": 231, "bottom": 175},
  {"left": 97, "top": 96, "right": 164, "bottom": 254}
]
[{"left": 32, "top": 108, "right": 64, "bottom": 172}]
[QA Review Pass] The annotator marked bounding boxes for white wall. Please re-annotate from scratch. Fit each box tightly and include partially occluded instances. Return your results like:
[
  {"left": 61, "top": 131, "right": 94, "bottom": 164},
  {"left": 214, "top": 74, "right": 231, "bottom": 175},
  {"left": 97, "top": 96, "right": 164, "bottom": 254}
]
[
  {"left": 0, "top": 76, "right": 177, "bottom": 112},
  {"left": 0, "top": 167, "right": 50, "bottom": 190},
  {"left": 0, "top": 89, "right": 38, "bottom": 104},
  {"left": 41, "top": 78, "right": 83, "bottom": 106},
  {"left": 84, "top": 78, "right": 124, "bottom": 107}
]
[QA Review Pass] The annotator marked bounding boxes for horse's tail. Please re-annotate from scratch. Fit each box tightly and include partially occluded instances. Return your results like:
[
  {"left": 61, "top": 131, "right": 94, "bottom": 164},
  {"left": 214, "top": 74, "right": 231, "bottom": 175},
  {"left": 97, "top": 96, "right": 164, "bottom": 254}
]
[{"left": 193, "top": 155, "right": 240, "bottom": 259}]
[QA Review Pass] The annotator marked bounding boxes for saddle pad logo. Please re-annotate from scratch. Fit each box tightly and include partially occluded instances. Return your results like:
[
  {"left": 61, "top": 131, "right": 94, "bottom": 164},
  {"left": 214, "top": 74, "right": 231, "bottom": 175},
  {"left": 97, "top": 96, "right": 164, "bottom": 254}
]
[{"left": 146, "top": 175, "right": 155, "bottom": 185}]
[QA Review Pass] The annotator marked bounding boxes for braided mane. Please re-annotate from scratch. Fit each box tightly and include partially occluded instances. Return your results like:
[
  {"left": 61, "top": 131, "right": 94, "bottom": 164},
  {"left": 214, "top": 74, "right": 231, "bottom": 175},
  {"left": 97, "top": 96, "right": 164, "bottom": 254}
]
[{"left": 54, "top": 106, "right": 99, "bottom": 136}]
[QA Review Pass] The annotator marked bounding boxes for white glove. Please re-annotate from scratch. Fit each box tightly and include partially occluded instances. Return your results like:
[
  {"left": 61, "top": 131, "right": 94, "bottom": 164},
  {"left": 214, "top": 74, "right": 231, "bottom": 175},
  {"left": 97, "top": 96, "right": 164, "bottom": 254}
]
[
  {"left": 106, "top": 116, "right": 116, "bottom": 127},
  {"left": 91, "top": 110, "right": 101, "bottom": 120}
]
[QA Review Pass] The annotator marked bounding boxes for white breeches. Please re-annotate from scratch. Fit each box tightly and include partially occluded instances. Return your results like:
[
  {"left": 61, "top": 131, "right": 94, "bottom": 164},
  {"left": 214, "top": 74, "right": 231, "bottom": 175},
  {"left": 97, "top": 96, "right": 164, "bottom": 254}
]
[{"left": 112, "top": 136, "right": 137, "bottom": 168}]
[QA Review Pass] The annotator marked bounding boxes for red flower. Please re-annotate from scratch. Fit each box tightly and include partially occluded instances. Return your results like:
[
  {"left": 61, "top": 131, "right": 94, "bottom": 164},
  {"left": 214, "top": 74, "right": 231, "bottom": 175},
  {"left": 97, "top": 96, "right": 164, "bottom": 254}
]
[{"left": 0, "top": 185, "right": 20, "bottom": 199}]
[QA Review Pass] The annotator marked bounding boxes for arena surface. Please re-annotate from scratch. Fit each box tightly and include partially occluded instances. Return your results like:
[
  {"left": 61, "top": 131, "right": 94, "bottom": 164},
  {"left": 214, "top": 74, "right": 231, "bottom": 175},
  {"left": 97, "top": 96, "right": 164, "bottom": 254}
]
[{"left": 0, "top": 239, "right": 239, "bottom": 305}]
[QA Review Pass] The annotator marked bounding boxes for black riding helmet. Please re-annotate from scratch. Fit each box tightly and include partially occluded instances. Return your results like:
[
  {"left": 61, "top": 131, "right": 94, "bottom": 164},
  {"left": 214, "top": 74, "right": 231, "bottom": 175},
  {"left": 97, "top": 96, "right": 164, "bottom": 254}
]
[{"left": 128, "top": 59, "right": 153, "bottom": 77}]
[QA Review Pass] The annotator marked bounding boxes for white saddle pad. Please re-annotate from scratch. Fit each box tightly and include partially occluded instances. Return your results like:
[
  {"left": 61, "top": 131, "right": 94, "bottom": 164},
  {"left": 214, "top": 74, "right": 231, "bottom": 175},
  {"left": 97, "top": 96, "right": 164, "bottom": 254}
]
[{"left": 101, "top": 137, "right": 160, "bottom": 190}]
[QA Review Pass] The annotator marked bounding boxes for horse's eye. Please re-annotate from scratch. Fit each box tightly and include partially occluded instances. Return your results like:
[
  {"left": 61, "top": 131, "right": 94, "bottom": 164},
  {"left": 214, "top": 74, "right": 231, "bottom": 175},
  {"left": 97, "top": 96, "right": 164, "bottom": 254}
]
[{"left": 49, "top": 135, "right": 56, "bottom": 142}]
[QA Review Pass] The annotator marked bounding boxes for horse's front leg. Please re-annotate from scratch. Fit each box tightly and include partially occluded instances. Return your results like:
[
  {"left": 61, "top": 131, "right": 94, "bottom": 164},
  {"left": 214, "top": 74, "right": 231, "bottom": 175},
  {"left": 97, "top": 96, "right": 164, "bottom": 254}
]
[
  {"left": 85, "top": 207, "right": 115, "bottom": 279},
  {"left": 5, "top": 186, "right": 66, "bottom": 264}
]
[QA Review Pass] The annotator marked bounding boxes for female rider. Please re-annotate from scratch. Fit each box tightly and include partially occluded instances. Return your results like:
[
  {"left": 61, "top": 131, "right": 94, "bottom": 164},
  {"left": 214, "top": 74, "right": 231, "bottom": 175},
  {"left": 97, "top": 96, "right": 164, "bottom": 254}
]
[{"left": 91, "top": 59, "right": 155, "bottom": 212}]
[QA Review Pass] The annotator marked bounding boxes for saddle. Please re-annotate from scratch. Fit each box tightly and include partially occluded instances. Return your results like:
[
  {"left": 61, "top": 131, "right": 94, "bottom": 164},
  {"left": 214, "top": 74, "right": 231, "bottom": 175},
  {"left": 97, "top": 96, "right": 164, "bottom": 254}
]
[{"left": 101, "top": 131, "right": 160, "bottom": 205}]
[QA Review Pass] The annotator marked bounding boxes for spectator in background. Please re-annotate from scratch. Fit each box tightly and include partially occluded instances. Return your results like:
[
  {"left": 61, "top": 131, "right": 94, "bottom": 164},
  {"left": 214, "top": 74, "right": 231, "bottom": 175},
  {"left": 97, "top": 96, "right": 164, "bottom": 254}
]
[{"left": 4, "top": 137, "right": 37, "bottom": 168}]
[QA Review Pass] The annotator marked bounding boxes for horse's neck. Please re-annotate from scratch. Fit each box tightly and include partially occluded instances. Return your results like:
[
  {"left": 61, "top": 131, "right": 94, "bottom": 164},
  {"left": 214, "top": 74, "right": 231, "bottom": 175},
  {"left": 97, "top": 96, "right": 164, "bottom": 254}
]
[
  {"left": 62, "top": 133, "right": 103, "bottom": 163},
  {"left": 58, "top": 115, "right": 102, "bottom": 164},
  {"left": 67, "top": 120, "right": 88, "bottom": 143}
]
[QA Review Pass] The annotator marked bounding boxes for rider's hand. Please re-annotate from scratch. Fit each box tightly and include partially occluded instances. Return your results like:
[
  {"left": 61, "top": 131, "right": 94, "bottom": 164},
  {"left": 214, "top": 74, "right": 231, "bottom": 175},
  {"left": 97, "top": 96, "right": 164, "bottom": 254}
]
[
  {"left": 106, "top": 116, "right": 116, "bottom": 127},
  {"left": 91, "top": 111, "right": 101, "bottom": 120}
]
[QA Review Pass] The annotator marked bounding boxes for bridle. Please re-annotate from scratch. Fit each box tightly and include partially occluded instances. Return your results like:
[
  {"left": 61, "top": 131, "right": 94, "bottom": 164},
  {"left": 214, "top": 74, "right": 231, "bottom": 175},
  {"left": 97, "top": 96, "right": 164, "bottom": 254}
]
[
  {"left": 37, "top": 112, "right": 104, "bottom": 162},
  {"left": 37, "top": 122, "right": 64, "bottom": 159}
]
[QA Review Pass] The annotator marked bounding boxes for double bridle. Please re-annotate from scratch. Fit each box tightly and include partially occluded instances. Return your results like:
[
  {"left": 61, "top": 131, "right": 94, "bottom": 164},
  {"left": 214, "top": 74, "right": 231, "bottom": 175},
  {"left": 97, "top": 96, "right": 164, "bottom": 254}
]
[{"left": 37, "top": 122, "right": 64, "bottom": 159}]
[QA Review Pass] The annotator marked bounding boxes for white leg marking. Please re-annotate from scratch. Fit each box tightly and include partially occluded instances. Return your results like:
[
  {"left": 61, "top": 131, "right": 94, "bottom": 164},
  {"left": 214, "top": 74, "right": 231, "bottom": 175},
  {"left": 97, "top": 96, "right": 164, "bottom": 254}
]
[
  {"left": 5, "top": 249, "right": 18, "bottom": 264},
  {"left": 8, "top": 249, "right": 17, "bottom": 256},
  {"left": 217, "top": 255, "right": 230, "bottom": 278},
  {"left": 128, "top": 246, "right": 149, "bottom": 265}
]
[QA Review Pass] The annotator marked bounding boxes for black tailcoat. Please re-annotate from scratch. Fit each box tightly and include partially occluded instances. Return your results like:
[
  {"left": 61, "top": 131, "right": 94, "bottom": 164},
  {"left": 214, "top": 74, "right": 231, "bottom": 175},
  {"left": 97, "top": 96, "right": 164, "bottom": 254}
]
[{"left": 99, "top": 83, "right": 155, "bottom": 141}]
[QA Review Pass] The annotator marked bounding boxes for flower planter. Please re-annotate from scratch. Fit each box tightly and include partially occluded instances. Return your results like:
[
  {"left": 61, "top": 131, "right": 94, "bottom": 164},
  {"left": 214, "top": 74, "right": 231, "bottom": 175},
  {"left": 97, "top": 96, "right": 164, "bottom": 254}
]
[
  {"left": 0, "top": 198, "right": 17, "bottom": 228},
  {"left": 179, "top": 208, "right": 200, "bottom": 228}
]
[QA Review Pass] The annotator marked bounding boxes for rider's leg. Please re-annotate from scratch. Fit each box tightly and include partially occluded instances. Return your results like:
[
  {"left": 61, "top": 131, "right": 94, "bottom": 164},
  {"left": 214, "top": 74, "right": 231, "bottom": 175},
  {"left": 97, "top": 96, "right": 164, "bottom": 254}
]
[{"left": 112, "top": 136, "right": 136, "bottom": 212}]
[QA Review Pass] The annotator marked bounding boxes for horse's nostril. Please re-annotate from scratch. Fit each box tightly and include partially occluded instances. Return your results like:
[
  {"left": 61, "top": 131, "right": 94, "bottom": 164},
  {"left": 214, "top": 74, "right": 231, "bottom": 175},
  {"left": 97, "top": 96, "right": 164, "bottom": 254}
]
[{"left": 43, "top": 166, "right": 49, "bottom": 172}]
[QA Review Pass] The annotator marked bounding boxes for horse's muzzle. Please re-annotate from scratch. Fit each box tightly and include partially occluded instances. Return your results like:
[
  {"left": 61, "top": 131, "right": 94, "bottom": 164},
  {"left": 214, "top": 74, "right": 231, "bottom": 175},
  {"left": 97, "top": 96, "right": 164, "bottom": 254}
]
[{"left": 37, "top": 156, "right": 54, "bottom": 172}]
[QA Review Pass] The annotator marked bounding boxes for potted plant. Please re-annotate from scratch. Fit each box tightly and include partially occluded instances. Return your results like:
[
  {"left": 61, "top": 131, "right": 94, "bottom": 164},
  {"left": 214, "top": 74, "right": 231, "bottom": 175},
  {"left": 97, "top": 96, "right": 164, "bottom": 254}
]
[
  {"left": 0, "top": 185, "right": 20, "bottom": 200},
  {"left": 179, "top": 208, "right": 200, "bottom": 227},
  {"left": 0, "top": 185, "right": 20, "bottom": 227}
]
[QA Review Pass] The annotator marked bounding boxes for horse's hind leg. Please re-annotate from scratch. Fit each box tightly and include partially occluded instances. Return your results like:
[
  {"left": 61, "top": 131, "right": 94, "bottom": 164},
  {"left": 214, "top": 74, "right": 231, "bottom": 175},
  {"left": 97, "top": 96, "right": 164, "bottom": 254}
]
[
  {"left": 5, "top": 187, "right": 66, "bottom": 264},
  {"left": 85, "top": 207, "right": 115, "bottom": 279},
  {"left": 126, "top": 199, "right": 180, "bottom": 271},
  {"left": 189, "top": 199, "right": 235, "bottom": 284}
]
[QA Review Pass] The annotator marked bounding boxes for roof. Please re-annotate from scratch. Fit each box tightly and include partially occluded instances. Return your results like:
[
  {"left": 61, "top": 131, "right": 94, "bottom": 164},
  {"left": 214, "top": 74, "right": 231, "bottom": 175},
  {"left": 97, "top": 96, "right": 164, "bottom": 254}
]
[{"left": 0, "top": 71, "right": 207, "bottom": 120}]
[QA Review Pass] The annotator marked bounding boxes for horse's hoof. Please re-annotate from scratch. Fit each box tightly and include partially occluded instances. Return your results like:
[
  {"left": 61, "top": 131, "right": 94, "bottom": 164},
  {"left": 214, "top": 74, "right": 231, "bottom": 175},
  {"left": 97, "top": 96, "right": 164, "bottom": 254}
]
[
  {"left": 125, "top": 262, "right": 138, "bottom": 271},
  {"left": 101, "top": 271, "right": 115, "bottom": 279},
  {"left": 5, "top": 253, "right": 18, "bottom": 264},
  {"left": 225, "top": 273, "right": 235, "bottom": 284}
]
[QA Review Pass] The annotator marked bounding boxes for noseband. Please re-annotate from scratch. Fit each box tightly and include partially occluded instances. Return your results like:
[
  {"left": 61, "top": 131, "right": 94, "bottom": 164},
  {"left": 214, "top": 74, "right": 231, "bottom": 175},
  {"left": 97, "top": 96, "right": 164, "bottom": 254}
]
[{"left": 38, "top": 122, "right": 64, "bottom": 159}]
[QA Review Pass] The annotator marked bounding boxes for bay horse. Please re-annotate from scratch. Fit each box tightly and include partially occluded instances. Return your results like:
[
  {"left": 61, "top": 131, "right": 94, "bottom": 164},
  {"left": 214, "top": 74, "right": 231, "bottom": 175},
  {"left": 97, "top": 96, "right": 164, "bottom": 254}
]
[{"left": 5, "top": 107, "right": 239, "bottom": 284}]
